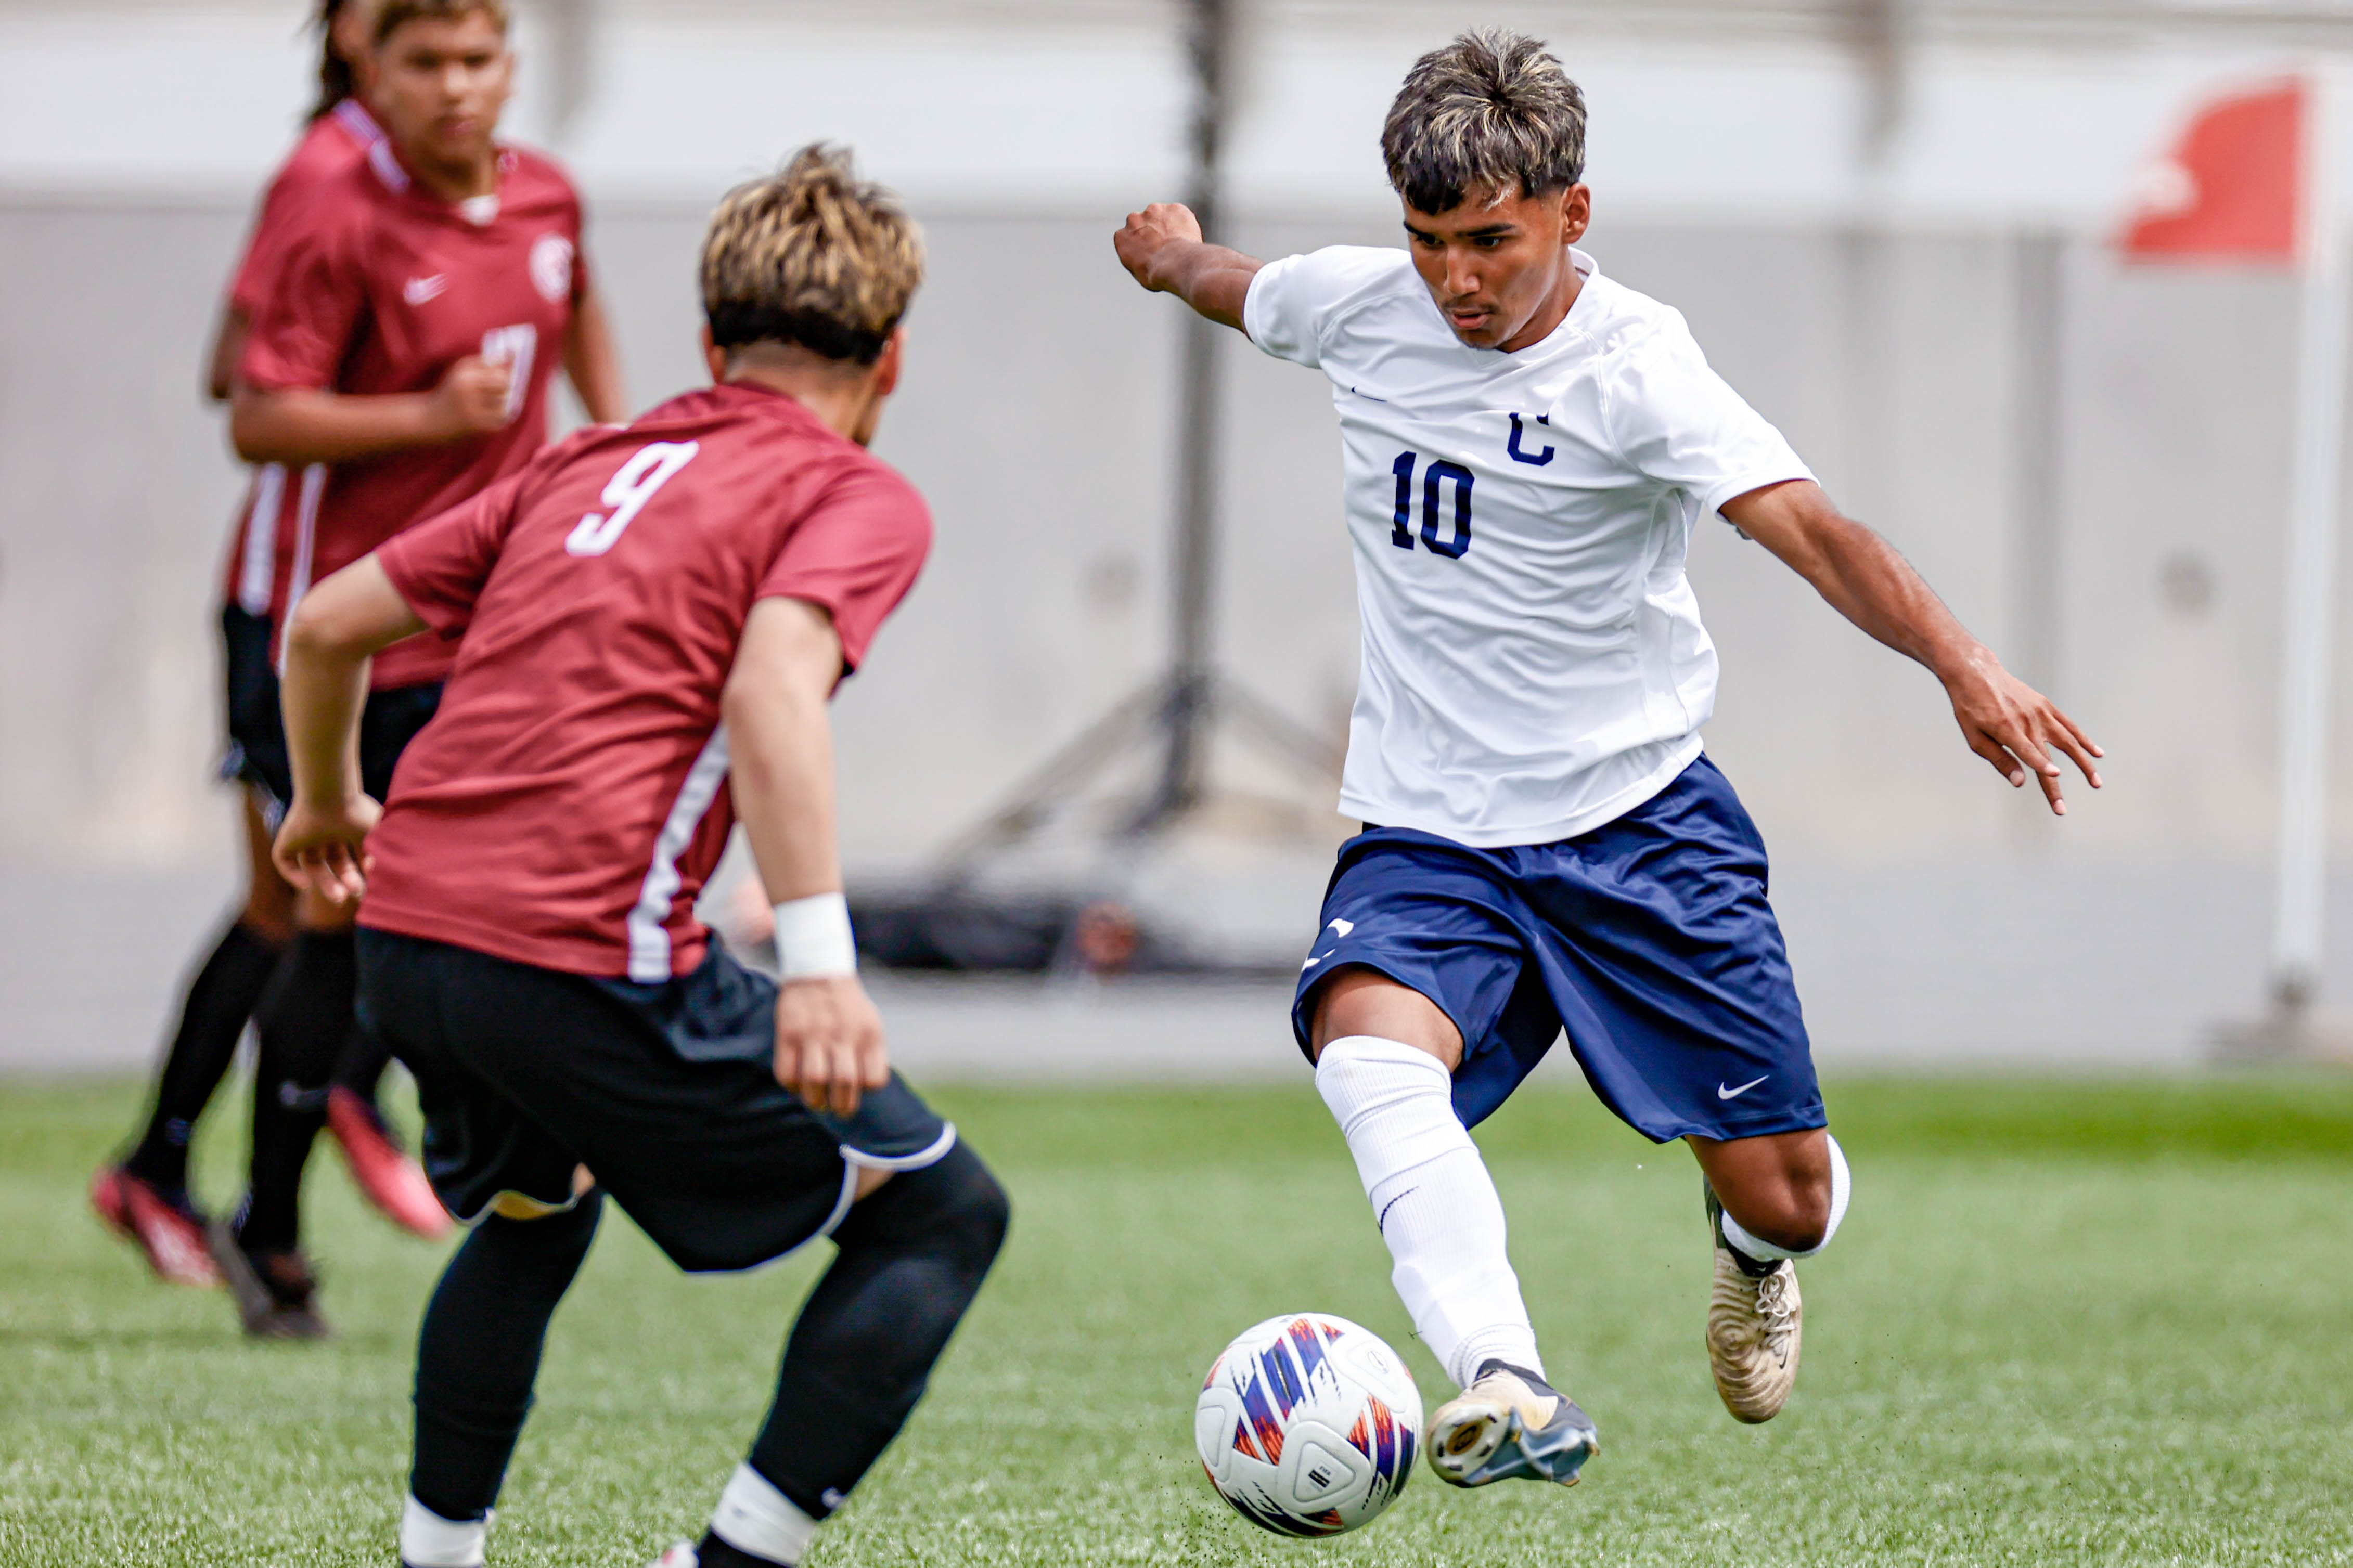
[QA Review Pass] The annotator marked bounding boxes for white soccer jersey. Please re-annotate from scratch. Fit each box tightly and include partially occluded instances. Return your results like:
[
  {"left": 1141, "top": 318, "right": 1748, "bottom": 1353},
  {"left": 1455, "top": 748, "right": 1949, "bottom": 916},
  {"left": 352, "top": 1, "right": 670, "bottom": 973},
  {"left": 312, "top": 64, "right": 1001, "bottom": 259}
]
[{"left": 1245, "top": 244, "right": 1814, "bottom": 847}]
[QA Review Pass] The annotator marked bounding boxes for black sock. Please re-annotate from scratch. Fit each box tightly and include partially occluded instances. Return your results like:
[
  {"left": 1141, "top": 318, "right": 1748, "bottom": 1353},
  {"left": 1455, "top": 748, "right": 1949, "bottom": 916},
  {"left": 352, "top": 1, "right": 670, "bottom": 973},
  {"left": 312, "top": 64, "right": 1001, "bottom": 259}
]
[
  {"left": 124, "top": 920, "right": 285, "bottom": 1196},
  {"left": 240, "top": 930, "right": 356, "bottom": 1252},
  {"left": 331, "top": 1026, "right": 393, "bottom": 1106},
  {"left": 693, "top": 1535, "right": 781, "bottom": 1568},
  {"left": 745, "top": 1143, "right": 1009, "bottom": 1521},
  {"left": 409, "top": 1194, "right": 602, "bottom": 1523}
]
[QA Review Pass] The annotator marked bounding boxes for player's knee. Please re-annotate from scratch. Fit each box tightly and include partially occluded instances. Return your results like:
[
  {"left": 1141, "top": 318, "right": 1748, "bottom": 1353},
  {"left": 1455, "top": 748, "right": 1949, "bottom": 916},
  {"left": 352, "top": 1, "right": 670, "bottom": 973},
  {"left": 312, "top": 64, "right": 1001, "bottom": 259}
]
[
  {"left": 1725, "top": 1160, "right": 1837, "bottom": 1254},
  {"left": 849, "top": 1141, "right": 1009, "bottom": 1276},
  {"left": 932, "top": 1144, "right": 1011, "bottom": 1274},
  {"left": 1766, "top": 1184, "right": 1832, "bottom": 1255}
]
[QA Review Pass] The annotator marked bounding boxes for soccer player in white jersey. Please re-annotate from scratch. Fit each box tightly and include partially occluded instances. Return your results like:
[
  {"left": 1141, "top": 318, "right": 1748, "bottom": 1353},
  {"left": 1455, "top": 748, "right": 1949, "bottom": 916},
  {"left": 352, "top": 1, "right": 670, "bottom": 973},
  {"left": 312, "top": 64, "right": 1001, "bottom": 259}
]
[{"left": 1116, "top": 29, "right": 2102, "bottom": 1486}]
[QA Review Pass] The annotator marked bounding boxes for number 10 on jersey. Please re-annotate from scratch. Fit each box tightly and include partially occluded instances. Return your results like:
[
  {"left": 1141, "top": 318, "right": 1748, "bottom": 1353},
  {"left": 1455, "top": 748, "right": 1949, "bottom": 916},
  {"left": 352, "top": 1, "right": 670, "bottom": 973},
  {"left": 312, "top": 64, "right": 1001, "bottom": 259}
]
[{"left": 1390, "top": 452, "right": 1473, "bottom": 559}]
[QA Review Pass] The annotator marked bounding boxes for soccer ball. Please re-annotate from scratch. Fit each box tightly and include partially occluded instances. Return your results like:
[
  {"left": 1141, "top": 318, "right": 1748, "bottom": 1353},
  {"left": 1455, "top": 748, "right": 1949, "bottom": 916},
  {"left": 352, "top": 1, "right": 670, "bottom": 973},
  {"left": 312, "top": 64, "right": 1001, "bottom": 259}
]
[{"left": 1193, "top": 1313, "right": 1423, "bottom": 1536}]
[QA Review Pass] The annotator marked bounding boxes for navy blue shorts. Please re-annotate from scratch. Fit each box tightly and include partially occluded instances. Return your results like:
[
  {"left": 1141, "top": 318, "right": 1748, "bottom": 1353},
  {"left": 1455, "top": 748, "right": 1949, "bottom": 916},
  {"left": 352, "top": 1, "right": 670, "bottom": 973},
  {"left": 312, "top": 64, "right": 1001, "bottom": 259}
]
[{"left": 1290, "top": 756, "right": 1823, "bottom": 1143}]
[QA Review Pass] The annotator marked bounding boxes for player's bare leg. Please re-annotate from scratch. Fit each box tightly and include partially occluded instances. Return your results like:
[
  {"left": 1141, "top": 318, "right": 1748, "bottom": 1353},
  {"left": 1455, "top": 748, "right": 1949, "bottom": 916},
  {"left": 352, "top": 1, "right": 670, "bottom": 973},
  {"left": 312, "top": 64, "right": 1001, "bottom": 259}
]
[
  {"left": 1309, "top": 971, "right": 1597, "bottom": 1488},
  {"left": 1688, "top": 1127, "right": 1851, "bottom": 1423}
]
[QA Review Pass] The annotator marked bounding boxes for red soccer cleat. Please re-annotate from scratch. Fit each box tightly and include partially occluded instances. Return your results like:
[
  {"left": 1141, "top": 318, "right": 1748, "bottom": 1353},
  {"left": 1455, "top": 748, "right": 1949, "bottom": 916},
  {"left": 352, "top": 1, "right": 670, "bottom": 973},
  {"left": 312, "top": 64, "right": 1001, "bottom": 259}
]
[
  {"left": 326, "top": 1086, "right": 453, "bottom": 1239},
  {"left": 90, "top": 1165, "right": 221, "bottom": 1287}
]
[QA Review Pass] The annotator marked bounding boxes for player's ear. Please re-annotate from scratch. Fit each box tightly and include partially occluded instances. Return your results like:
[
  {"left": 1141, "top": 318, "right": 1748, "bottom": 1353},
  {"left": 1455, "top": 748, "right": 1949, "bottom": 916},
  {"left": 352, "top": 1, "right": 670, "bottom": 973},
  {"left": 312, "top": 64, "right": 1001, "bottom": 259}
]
[
  {"left": 701, "top": 326, "right": 728, "bottom": 385},
  {"left": 1561, "top": 183, "right": 1591, "bottom": 245},
  {"left": 870, "top": 328, "right": 907, "bottom": 400}
]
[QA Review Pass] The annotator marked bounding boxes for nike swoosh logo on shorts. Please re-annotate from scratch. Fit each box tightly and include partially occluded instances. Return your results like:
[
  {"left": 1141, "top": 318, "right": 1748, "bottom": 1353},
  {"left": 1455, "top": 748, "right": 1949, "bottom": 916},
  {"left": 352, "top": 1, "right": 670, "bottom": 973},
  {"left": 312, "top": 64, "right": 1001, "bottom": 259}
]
[{"left": 1717, "top": 1075, "right": 1768, "bottom": 1100}]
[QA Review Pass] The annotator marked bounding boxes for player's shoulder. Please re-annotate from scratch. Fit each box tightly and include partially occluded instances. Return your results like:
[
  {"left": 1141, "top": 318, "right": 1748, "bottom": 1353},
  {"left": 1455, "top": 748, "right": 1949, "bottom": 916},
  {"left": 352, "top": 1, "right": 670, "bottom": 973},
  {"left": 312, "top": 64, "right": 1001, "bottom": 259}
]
[
  {"left": 1569, "top": 263, "right": 1701, "bottom": 367},
  {"left": 1250, "top": 245, "right": 1429, "bottom": 365},
  {"left": 629, "top": 386, "right": 923, "bottom": 499},
  {"left": 1268, "top": 244, "right": 1421, "bottom": 315},
  {"left": 274, "top": 103, "right": 380, "bottom": 189},
  {"left": 272, "top": 152, "right": 385, "bottom": 256},
  {"left": 496, "top": 144, "right": 584, "bottom": 216}
]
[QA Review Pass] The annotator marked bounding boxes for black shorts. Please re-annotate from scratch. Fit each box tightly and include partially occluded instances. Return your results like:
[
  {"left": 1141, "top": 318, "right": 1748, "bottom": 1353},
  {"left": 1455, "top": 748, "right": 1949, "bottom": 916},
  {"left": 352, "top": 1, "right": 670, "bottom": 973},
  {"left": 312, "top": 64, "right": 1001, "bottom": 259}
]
[
  {"left": 354, "top": 929, "right": 958, "bottom": 1273},
  {"left": 217, "top": 603, "right": 443, "bottom": 812}
]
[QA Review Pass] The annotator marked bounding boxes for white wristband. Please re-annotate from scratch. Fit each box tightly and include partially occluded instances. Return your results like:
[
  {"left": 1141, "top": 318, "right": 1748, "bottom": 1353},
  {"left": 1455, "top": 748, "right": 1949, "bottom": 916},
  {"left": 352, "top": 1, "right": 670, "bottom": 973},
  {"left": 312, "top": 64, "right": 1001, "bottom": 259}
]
[{"left": 773, "top": 891, "right": 858, "bottom": 979}]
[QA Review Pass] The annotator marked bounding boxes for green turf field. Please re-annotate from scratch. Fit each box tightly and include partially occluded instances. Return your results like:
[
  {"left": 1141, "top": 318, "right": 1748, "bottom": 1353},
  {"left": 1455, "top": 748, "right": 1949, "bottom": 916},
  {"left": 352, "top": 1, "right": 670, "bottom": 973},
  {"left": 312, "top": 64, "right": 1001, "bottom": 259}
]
[{"left": 4, "top": 1071, "right": 2350, "bottom": 1567}]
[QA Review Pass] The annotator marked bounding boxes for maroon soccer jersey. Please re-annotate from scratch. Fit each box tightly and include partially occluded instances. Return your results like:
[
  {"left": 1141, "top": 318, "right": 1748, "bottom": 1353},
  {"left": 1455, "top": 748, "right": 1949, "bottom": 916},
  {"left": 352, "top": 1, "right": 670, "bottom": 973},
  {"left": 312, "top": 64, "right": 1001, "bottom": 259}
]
[
  {"left": 217, "top": 100, "right": 383, "bottom": 618},
  {"left": 357, "top": 382, "right": 932, "bottom": 980},
  {"left": 240, "top": 139, "right": 587, "bottom": 687}
]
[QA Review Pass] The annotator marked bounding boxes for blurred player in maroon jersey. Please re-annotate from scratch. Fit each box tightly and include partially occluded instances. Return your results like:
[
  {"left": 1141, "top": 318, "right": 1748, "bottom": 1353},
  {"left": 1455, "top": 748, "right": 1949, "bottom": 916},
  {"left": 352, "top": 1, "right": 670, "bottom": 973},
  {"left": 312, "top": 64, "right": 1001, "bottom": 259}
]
[
  {"left": 89, "top": 0, "right": 438, "bottom": 1294},
  {"left": 271, "top": 146, "right": 1006, "bottom": 1568},
  {"left": 212, "top": 0, "right": 627, "bottom": 1338}
]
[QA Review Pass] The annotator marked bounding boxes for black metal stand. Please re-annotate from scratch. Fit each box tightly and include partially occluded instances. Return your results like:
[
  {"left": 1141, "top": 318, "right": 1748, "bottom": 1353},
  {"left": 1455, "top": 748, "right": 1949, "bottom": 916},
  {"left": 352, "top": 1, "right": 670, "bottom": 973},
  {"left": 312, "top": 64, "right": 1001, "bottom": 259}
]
[{"left": 921, "top": 0, "right": 1338, "bottom": 888}]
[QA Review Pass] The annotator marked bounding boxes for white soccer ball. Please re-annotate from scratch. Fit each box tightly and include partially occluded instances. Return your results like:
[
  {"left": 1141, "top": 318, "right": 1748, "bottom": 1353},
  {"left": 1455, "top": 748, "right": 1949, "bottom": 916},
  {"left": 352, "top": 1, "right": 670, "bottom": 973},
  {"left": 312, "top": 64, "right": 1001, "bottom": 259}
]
[{"left": 1193, "top": 1313, "right": 1423, "bottom": 1537}]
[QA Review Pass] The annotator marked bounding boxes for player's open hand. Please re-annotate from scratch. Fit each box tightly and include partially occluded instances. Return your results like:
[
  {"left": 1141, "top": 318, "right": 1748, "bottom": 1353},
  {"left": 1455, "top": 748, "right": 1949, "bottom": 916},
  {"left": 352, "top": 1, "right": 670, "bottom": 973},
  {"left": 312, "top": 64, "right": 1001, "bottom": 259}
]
[
  {"left": 1115, "top": 202, "right": 1205, "bottom": 292},
  {"left": 774, "top": 974, "right": 889, "bottom": 1119},
  {"left": 429, "top": 354, "right": 514, "bottom": 439},
  {"left": 1944, "top": 652, "right": 2104, "bottom": 814},
  {"left": 272, "top": 792, "right": 382, "bottom": 905}
]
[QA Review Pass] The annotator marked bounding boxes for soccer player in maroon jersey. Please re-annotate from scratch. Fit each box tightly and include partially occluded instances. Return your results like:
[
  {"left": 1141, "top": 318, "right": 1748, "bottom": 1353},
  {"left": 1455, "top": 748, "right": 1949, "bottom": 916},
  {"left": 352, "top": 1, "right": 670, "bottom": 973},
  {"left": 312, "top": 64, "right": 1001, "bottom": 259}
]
[
  {"left": 89, "top": 0, "right": 433, "bottom": 1293},
  {"left": 212, "top": 0, "right": 628, "bottom": 1337},
  {"left": 270, "top": 146, "right": 1007, "bottom": 1568}
]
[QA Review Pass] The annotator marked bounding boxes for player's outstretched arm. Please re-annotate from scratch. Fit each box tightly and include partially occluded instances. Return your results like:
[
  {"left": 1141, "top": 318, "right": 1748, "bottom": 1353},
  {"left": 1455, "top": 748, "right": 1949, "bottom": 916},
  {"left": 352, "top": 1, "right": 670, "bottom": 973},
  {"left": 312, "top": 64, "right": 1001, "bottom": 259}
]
[
  {"left": 725, "top": 595, "right": 889, "bottom": 1119},
  {"left": 1114, "top": 203, "right": 1263, "bottom": 332},
  {"left": 1721, "top": 478, "right": 2104, "bottom": 815},
  {"left": 273, "top": 556, "right": 428, "bottom": 901}
]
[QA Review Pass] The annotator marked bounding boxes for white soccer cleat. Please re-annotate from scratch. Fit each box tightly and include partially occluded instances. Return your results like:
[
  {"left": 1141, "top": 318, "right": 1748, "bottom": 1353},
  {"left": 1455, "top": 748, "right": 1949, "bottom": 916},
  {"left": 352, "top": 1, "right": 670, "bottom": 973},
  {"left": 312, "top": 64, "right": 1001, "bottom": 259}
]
[
  {"left": 1705, "top": 1190, "right": 1803, "bottom": 1423},
  {"left": 645, "top": 1545, "right": 698, "bottom": 1568},
  {"left": 1423, "top": 1360, "right": 1598, "bottom": 1488}
]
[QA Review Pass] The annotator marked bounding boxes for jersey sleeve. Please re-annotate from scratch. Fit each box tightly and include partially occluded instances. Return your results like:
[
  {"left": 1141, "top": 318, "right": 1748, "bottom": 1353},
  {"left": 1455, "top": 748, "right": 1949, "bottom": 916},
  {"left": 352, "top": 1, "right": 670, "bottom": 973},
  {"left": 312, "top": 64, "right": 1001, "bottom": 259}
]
[
  {"left": 756, "top": 465, "right": 933, "bottom": 672},
  {"left": 1243, "top": 247, "right": 1407, "bottom": 368},
  {"left": 238, "top": 214, "right": 368, "bottom": 393},
  {"left": 225, "top": 161, "right": 317, "bottom": 317},
  {"left": 376, "top": 462, "right": 536, "bottom": 638},
  {"left": 1602, "top": 317, "right": 1814, "bottom": 517}
]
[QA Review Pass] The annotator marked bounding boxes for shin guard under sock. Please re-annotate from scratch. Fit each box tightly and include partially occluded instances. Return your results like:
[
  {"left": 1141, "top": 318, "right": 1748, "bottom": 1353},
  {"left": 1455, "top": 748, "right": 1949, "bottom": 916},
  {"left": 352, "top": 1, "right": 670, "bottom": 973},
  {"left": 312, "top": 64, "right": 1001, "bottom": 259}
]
[
  {"left": 240, "top": 929, "right": 356, "bottom": 1251},
  {"left": 1315, "top": 1035, "right": 1545, "bottom": 1390},
  {"left": 409, "top": 1194, "right": 603, "bottom": 1524},
  {"left": 125, "top": 919, "right": 285, "bottom": 1194},
  {"left": 744, "top": 1142, "right": 1009, "bottom": 1521}
]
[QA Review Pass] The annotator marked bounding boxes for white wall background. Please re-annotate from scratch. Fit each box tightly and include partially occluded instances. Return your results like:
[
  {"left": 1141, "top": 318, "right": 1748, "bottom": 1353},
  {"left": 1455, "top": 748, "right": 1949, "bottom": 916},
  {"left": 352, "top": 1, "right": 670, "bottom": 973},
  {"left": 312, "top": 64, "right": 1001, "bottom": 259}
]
[{"left": 10, "top": 0, "right": 2353, "bottom": 1068}]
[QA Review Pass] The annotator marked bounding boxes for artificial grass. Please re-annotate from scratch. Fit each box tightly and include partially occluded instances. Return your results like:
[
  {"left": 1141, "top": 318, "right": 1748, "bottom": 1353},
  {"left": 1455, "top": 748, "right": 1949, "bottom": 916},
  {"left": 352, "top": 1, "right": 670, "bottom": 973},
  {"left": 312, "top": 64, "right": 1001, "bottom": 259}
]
[{"left": 2, "top": 1072, "right": 2349, "bottom": 1566}]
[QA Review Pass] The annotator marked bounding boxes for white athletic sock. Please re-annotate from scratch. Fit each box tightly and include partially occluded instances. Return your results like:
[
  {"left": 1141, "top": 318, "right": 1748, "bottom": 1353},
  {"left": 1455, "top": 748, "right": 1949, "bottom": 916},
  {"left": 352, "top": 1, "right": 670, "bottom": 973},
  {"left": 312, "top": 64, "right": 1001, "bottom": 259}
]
[
  {"left": 1718, "top": 1133, "right": 1851, "bottom": 1263},
  {"left": 710, "top": 1462, "right": 819, "bottom": 1566},
  {"left": 1315, "top": 1035, "right": 1545, "bottom": 1391},
  {"left": 398, "top": 1497, "right": 487, "bottom": 1568}
]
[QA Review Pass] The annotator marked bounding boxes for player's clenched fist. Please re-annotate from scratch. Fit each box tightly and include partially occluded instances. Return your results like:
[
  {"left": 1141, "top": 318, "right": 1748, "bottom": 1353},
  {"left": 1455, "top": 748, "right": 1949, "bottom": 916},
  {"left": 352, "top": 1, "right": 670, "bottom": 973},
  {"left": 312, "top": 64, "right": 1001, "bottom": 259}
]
[
  {"left": 428, "top": 353, "right": 515, "bottom": 439},
  {"left": 1115, "top": 202, "right": 1206, "bottom": 292},
  {"left": 773, "top": 974, "right": 889, "bottom": 1118}
]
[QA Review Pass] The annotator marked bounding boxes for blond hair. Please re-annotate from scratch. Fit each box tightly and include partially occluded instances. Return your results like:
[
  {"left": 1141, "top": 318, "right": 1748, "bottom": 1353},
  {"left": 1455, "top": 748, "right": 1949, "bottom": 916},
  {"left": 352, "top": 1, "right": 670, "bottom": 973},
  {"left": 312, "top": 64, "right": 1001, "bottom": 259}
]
[
  {"left": 1382, "top": 29, "right": 1586, "bottom": 214},
  {"left": 373, "top": 0, "right": 507, "bottom": 46},
  {"left": 700, "top": 145, "right": 924, "bottom": 367}
]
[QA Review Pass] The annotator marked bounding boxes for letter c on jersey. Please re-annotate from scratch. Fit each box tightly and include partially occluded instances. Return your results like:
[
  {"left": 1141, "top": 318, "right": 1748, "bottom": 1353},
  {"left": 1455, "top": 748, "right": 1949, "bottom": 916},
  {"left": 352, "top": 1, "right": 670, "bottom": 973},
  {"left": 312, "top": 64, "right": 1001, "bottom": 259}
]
[{"left": 1508, "top": 412, "right": 1555, "bottom": 466}]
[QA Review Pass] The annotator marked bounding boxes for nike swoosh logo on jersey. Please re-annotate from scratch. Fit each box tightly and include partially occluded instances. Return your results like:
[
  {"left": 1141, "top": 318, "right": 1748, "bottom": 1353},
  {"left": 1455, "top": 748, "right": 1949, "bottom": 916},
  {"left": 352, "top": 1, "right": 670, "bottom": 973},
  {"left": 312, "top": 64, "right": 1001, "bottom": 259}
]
[
  {"left": 1717, "top": 1075, "right": 1769, "bottom": 1100},
  {"left": 1302, "top": 951, "right": 1333, "bottom": 970},
  {"left": 403, "top": 274, "right": 449, "bottom": 306}
]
